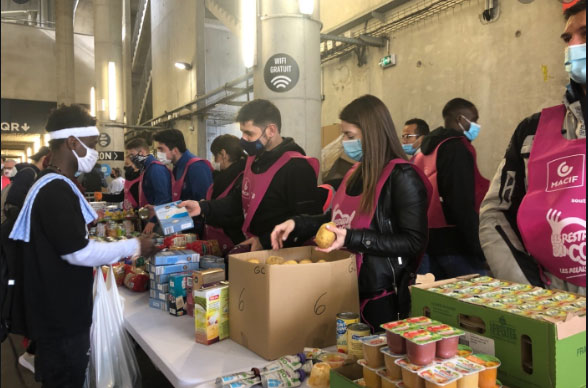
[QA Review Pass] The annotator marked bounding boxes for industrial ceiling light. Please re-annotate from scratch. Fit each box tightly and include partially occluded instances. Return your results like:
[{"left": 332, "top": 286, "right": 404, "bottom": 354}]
[
  {"left": 174, "top": 62, "right": 192, "bottom": 70},
  {"left": 299, "top": 0, "right": 314, "bottom": 15},
  {"left": 241, "top": 0, "right": 256, "bottom": 68}
]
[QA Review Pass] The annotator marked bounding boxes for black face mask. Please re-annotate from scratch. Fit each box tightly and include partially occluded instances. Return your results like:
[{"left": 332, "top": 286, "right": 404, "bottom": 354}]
[
  {"left": 124, "top": 166, "right": 140, "bottom": 180},
  {"left": 110, "top": 174, "right": 116, "bottom": 179},
  {"left": 129, "top": 154, "right": 148, "bottom": 169}
]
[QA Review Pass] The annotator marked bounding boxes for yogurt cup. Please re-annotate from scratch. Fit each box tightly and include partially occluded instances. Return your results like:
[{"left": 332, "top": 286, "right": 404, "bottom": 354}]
[
  {"left": 381, "top": 347, "right": 405, "bottom": 380},
  {"left": 395, "top": 358, "right": 428, "bottom": 388},
  {"left": 417, "top": 365, "right": 462, "bottom": 388},
  {"left": 486, "top": 302, "right": 507, "bottom": 310},
  {"left": 378, "top": 369, "right": 399, "bottom": 388},
  {"left": 382, "top": 321, "right": 412, "bottom": 354},
  {"left": 317, "top": 352, "right": 350, "bottom": 369},
  {"left": 405, "top": 317, "right": 434, "bottom": 326},
  {"left": 358, "top": 359, "right": 385, "bottom": 388},
  {"left": 469, "top": 276, "right": 495, "bottom": 284},
  {"left": 362, "top": 335, "right": 388, "bottom": 368},
  {"left": 403, "top": 330, "right": 442, "bottom": 366},
  {"left": 441, "top": 357, "right": 485, "bottom": 388},
  {"left": 456, "top": 345, "right": 473, "bottom": 358},
  {"left": 466, "top": 354, "right": 501, "bottom": 388},
  {"left": 528, "top": 288, "right": 555, "bottom": 298},
  {"left": 505, "top": 284, "right": 534, "bottom": 292},
  {"left": 426, "top": 326, "right": 465, "bottom": 359},
  {"left": 572, "top": 298, "right": 586, "bottom": 308},
  {"left": 551, "top": 292, "right": 578, "bottom": 303}
]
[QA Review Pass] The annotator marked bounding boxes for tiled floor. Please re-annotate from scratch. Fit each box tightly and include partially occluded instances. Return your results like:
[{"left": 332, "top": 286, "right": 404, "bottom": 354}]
[{"left": 1, "top": 334, "right": 174, "bottom": 388}]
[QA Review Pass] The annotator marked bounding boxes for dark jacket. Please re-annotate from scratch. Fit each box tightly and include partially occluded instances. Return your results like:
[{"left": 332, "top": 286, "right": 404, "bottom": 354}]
[
  {"left": 4, "top": 163, "right": 40, "bottom": 217},
  {"left": 200, "top": 138, "right": 323, "bottom": 249},
  {"left": 208, "top": 158, "right": 246, "bottom": 244},
  {"left": 293, "top": 163, "right": 429, "bottom": 317},
  {"left": 173, "top": 150, "right": 213, "bottom": 201},
  {"left": 79, "top": 165, "right": 106, "bottom": 193},
  {"left": 420, "top": 128, "right": 484, "bottom": 259}
]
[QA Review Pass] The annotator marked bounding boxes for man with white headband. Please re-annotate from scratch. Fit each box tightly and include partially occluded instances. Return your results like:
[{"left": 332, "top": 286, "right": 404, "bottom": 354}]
[
  {"left": 7, "top": 104, "right": 158, "bottom": 386},
  {"left": 479, "top": 0, "right": 586, "bottom": 294}
]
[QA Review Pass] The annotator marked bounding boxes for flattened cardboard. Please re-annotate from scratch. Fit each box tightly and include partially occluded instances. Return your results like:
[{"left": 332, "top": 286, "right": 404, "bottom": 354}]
[
  {"left": 411, "top": 275, "right": 586, "bottom": 388},
  {"left": 229, "top": 247, "right": 359, "bottom": 360}
]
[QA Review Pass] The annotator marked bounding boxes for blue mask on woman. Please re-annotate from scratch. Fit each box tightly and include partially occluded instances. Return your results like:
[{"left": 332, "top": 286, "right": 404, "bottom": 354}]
[
  {"left": 402, "top": 144, "right": 417, "bottom": 156},
  {"left": 565, "top": 43, "right": 586, "bottom": 85},
  {"left": 342, "top": 139, "right": 363, "bottom": 161}
]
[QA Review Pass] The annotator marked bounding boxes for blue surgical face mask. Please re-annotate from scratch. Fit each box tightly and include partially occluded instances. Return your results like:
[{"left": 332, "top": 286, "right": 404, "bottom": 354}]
[
  {"left": 342, "top": 139, "right": 363, "bottom": 161},
  {"left": 240, "top": 128, "right": 267, "bottom": 156},
  {"left": 402, "top": 144, "right": 417, "bottom": 156},
  {"left": 565, "top": 43, "right": 586, "bottom": 85},
  {"left": 459, "top": 118, "right": 481, "bottom": 142}
]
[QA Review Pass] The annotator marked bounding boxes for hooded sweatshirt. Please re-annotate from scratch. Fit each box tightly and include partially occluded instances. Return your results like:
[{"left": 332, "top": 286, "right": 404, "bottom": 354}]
[{"left": 420, "top": 128, "right": 485, "bottom": 259}]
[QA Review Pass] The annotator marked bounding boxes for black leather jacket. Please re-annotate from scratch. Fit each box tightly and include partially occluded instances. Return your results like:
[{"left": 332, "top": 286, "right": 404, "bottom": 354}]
[{"left": 293, "top": 164, "right": 429, "bottom": 316}]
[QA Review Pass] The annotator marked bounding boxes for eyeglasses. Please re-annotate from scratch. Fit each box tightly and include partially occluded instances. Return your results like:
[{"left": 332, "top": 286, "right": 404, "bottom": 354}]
[{"left": 401, "top": 134, "right": 420, "bottom": 140}]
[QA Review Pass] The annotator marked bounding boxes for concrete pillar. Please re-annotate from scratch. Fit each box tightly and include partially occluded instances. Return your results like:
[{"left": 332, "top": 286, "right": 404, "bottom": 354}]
[
  {"left": 254, "top": 0, "right": 322, "bottom": 159},
  {"left": 122, "top": 0, "right": 133, "bottom": 126},
  {"left": 55, "top": 0, "right": 75, "bottom": 105},
  {"left": 94, "top": 0, "right": 125, "bottom": 174},
  {"left": 195, "top": 0, "right": 207, "bottom": 158}
]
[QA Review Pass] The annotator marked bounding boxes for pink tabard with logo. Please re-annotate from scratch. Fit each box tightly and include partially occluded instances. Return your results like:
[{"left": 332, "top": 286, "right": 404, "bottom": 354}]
[
  {"left": 204, "top": 171, "right": 244, "bottom": 254},
  {"left": 241, "top": 151, "right": 319, "bottom": 237},
  {"left": 517, "top": 105, "right": 586, "bottom": 287},
  {"left": 123, "top": 176, "right": 140, "bottom": 210}
]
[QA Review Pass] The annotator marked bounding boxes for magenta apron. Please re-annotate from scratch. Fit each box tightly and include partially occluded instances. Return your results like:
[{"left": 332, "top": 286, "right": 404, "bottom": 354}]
[
  {"left": 122, "top": 176, "right": 140, "bottom": 210},
  {"left": 517, "top": 105, "right": 586, "bottom": 287},
  {"left": 171, "top": 158, "right": 214, "bottom": 201},
  {"left": 413, "top": 137, "right": 489, "bottom": 228},
  {"left": 204, "top": 171, "right": 244, "bottom": 254},
  {"left": 138, "top": 160, "right": 170, "bottom": 207},
  {"left": 332, "top": 160, "right": 431, "bottom": 330},
  {"left": 241, "top": 152, "right": 319, "bottom": 237}
]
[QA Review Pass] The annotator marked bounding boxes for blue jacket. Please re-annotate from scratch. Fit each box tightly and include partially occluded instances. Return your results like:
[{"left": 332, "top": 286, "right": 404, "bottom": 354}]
[
  {"left": 143, "top": 155, "right": 172, "bottom": 223},
  {"left": 173, "top": 151, "right": 212, "bottom": 201}
]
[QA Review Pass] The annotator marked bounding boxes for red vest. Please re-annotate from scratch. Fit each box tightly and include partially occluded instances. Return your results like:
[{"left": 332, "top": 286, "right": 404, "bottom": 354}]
[
  {"left": 171, "top": 157, "right": 213, "bottom": 201},
  {"left": 241, "top": 152, "right": 319, "bottom": 237},
  {"left": 413, "top": 137, "right": 489, "bottom": 229},
  {"left": 123, "top": 176, "right": 140, "bottom": 210},
  {"left": 1, "top": 176, "right": 10, "bottom": 191}
]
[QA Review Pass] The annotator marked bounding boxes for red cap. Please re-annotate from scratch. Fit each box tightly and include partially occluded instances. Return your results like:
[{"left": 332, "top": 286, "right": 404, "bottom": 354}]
[{"left": 562, "top": 0, "right": 581, "bottom": 11}]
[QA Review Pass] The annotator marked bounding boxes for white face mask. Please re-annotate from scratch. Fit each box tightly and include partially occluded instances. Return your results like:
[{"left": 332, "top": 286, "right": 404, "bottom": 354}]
[
  {"left": 156, "top": 151, "right": 172, "bottom": 165},
  {"left": 73, "top": 137, "right": 99, "bottom": 173}
]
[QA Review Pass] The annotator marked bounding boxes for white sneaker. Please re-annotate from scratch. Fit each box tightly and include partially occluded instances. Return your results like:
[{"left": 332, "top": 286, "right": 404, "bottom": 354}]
[{"left": 18, "top": 352, "right": 35, "bottom": 374}]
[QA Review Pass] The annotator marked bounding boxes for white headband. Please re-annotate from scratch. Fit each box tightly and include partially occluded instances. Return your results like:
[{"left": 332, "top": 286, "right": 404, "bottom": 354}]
[{"left": 49, "top": 126, "right": 100, "bottom": 140}]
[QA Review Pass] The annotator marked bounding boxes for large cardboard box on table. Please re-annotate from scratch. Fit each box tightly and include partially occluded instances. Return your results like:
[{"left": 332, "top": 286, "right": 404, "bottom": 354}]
[
  {"left": 411, "top": 276, "right": 586, "bottom": 388},
  {"left": 229, "top": 247, "right": 359, "bottom": 360}
]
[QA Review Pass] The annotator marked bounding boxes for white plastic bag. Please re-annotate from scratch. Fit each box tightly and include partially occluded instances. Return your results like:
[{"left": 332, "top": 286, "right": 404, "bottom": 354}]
[{"left": 86, "top": 266, "right": 142, "bottom": 388}]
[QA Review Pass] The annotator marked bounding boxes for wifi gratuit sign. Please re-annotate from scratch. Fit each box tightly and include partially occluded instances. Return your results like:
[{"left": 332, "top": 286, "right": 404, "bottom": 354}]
[{"left": 264, "top": 53, "right": 300, "bottom": 93}]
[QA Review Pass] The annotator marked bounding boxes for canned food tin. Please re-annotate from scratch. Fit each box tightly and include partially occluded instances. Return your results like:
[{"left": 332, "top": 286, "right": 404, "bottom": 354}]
[
  {"left": 336, "top": 312, "right": 360, "bottom": 353},
  {"left": 347, "top": 323, "right": 371, "bottom": 358}
]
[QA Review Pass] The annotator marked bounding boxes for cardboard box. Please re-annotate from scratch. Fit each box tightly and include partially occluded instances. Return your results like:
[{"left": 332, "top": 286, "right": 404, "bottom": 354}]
[
  {"left": 149, "top": 297, "right": 168, "bottom": 312},
  {"left": 169, "top": 273, "right": 192, "bottom": 297},
  {"left": 149, "top": 270, "right": 192, "bottom": 284},
  {"left": 167, "top": 293, "right": 186, "bottom": 316},
  {"left": 149, "top": 280, "right": 169, "bottom": 293},
  {"left": 152, "top": 249, "right": 199, "bottom": 266},
  {"left": 154, "top": 201, "right": 194, "bottom": 235},
  {"left": 149, "top": 289, "right": 168, "bottom": 301},
  {"left": 149, "top": 262, "right": 199, "bottom": 275},
  {"left": 194, "top": 283, "right": 229, "bottom": 345},
  {"left": 411, "top": 276, "right": 586, "bottom": 388},
  {"left": 229, "top": 247, "right": 359, "bottom": 360},
  {"left": 192, "top": 268, "right": 226, "bottom": 290},
  {"left": 322, "top": 123, "right": 341, "bottom": 148}
]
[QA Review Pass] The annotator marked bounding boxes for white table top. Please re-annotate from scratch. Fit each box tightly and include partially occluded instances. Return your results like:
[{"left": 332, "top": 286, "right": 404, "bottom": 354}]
[{"left": 121, "top": 288, "right": 269, "bottom": 388}]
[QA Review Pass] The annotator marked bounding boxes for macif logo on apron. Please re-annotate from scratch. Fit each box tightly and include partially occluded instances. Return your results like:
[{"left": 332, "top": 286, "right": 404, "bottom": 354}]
[{"left": 546, "top": 154, "right": 585, "bottom": 192}]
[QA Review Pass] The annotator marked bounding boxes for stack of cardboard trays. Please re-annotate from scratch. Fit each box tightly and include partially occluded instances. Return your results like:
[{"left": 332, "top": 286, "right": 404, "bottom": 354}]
[{"left": 148, "top": 250, "right": 199, "bottom": 313}]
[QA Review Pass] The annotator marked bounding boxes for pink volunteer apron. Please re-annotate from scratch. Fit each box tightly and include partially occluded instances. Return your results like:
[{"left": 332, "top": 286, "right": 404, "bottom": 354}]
[
  {"left": 172, "top": 158, "right": 214, "bottom": 201},
  {"left": 241, "top": 152, "right": 319, "bottom": 237},
  {"left": 413, "top": 137, "right": 489, "bottom": 228},
  {"left": 517, "top": 105, "right": 586, "bottom": 287},
  {"left": 122, "top": 176, "right": 140, "bottom": 210},
  {"left": 204, "top": 171, "right": 244, "bottom": 254},
  {"left": 332, "top": 160, "right": 431, "bottom": 331},
  {"left": 138, "top": 160, "right": 170, "bottom": 207}
]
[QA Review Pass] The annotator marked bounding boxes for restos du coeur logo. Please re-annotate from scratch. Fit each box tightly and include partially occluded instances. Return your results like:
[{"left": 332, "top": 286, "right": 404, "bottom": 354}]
[
  {"left": 546, "top": 154, "right": 585, "bottom": 192},
  {"left": 547, "top": 208, "right": 586, "bottom": 266},
  {"left": 332, "top": 205, "right": 356, "bottom": 229}
]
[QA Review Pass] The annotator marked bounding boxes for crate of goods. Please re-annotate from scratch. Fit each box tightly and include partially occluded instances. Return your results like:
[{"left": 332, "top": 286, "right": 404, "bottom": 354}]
[
  {"left": 229, "top": 247, "right": 359, "bottom": 360},
  {"left": 411, "top": 275, "right": 586, "bottom": 388}
]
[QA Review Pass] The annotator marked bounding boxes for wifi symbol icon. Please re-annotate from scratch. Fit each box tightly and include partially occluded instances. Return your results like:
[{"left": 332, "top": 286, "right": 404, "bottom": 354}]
[{"left": 270, "top": 75, "right": 292, "bottom": 89}]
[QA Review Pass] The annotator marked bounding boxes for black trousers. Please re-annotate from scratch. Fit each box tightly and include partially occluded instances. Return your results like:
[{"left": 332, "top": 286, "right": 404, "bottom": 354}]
[{"left": 34, "top": 328, "right": 90, "bottom": 388}]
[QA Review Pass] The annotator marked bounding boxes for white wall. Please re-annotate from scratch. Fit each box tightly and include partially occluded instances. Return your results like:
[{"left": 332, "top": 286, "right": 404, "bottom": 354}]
[
  {"left": 319, "top": 0, "right": 569, "bottom": 178},
  {"left": 0, "top": 23, "right": 94, "bottom": 104}
]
